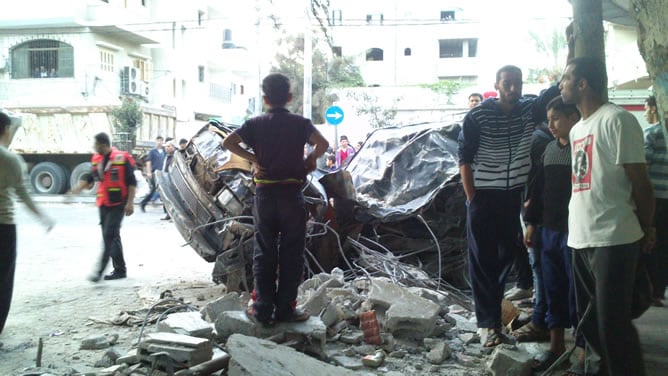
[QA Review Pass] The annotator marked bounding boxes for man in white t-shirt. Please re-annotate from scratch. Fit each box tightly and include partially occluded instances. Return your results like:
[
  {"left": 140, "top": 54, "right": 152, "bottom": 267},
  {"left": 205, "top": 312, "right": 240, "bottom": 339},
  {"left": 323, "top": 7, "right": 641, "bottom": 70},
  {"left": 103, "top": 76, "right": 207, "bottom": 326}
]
[{"left": 560, "top": 56, "right": 655, "bottom": 376}]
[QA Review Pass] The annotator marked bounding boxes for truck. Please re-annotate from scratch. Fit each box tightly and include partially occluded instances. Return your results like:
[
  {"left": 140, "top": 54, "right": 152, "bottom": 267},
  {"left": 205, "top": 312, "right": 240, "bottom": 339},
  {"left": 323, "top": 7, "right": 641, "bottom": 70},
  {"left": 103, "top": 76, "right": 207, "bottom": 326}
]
[{"left": 6, "top": 105, "right": 176, "bottom": 195}]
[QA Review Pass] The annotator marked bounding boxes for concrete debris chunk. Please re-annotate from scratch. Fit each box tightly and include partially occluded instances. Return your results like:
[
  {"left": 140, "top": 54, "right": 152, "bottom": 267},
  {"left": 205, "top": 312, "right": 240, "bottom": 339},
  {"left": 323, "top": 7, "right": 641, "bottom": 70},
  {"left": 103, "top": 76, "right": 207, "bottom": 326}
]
[
  {"left": 486, "top": 345, "right": 532, "bottom": 376},
  {"left": 226, "top": 334, "right": 358, "bottom": 375},
  {"left": 157, "top": 311, "right": 213, "bottom": 338},
  {"left": 139, "top": 332, "right": 213, "bottom": 367},
  {"left": 94, "top": 348, "right": 123, "bottom": 368},
  {"left": 80, "top": 334, "right": 115, "bottom": 350},
  {"left": 426, "top": 341, "right": 451, "bottom": 364},
  {"left": 366, "top": 278, "right": 440, "bottom": 338},
  {"left": 201, "top": 292, "right": 242, "bottom": 322},
  {"left": 116, "top": 348, "right": 138, "bottom": 365}
]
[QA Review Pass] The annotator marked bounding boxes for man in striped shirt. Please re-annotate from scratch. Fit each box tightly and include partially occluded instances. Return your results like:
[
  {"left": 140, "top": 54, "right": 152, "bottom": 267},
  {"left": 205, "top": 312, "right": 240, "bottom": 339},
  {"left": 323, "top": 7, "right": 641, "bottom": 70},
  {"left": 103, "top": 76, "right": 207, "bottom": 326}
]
[
  {"left": 458, "top": 65, "right": 559, "bottom": 347},
  {"left": 643, "top": 95, "right": 668, "bottom": 306}
]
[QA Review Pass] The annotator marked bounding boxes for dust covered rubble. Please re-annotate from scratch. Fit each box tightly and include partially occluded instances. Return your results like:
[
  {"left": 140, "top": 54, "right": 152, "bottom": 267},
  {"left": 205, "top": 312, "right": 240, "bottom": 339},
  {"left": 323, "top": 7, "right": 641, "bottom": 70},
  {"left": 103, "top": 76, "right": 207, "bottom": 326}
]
[{"left": 13, "top": 271, "right": 536, "bottom": 376}]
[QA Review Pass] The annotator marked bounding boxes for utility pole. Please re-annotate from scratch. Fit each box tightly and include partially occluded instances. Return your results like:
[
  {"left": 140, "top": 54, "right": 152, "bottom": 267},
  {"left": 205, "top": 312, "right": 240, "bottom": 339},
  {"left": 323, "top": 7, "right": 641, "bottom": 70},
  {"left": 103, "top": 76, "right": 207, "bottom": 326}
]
[
  {"left": 570, "top": 0, "right": 608, "bottom": 100},
  {"left": 303, "top": 0, "right": 312, "bottom": 119}
]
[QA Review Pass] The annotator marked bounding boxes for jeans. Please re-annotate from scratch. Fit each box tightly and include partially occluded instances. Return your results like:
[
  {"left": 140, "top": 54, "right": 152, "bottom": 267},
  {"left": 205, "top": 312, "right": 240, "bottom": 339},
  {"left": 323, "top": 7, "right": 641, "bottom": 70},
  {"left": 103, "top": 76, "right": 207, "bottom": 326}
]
[
  {"left": 252, "top": 185, "right": 307, "bottom": 319},
  {"left": 0, "top": 224, "right": 17, "bottom": 334}
]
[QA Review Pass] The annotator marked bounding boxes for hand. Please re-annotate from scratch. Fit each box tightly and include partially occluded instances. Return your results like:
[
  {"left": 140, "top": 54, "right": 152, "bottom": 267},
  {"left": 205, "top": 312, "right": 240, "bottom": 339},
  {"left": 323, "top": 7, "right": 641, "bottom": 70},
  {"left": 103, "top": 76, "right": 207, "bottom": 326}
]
[
  {"left": 524, "top": 225, "right": 535, "bottom": 248},
  {"left": 146, "top": 171, "right": 152, "bottom": 179},
  {"left": 124, "top": 202, "right": 134, "bottom": 216},
  {"left": 40, "top": 215, "right": 55, "bottom": 233},
  {"left": 640, "top": 226, "right": 656, "bottom": 254},
  {"left": 304, "top": 155, "right": 317, "bottom": 173}
]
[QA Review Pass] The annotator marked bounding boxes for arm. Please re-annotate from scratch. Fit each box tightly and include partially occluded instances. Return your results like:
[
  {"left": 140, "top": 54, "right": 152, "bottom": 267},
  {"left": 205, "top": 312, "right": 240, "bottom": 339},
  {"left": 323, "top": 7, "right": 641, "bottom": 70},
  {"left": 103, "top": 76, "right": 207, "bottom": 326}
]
[
  {"left": 125, "top": 185, "right": 136, "bottom": 216},
  {"left": 624, "top": 163, "right": 656, "bottom": 252},
  {"left": 70, "top": 174, "right": 94, "bottom": 195},
  {"left": 12, "top": 159, "right": 53, "bottom": 230},
  {"left": 222, "top": 132, "right": 258, "bottom": 164},
  {"left": 124, "top": 158, "right": 137, "bottom": 216},
  {"left": 523, "top": 160, "right": 545, "bottom": 248},
  {"left": 145, "top": 160, "right": 153, "bottom": 179},
  {"left": 458, "top": 113, "right": 480, "bottom": 202},
  {"left": 305, "top": 130, "right": 329, "bottom": 172},
  {"left": 643, "top": 129, "right": 655, "bottom": 166}
]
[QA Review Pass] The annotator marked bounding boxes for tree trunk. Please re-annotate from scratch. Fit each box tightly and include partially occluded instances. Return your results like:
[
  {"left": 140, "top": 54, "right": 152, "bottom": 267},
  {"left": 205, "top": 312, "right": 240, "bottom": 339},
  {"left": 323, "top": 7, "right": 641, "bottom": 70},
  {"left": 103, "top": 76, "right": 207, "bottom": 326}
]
[
  {"left": 631, "top": 0, "right": 668, "bottom": 123},
  {"left": 571, "top": 0, "right": 608, "bottom": 100}
]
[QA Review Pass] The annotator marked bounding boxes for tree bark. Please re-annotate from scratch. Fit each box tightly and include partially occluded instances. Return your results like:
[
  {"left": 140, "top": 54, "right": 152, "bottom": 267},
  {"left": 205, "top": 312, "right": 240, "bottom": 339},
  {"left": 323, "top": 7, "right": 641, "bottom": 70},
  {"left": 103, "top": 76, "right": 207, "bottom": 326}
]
[
  {"left": 631, "top": 0, "right": 668, "bottom": 123},
  {"left": 571, "top": 0, "right": 608, "bottom": 100}
]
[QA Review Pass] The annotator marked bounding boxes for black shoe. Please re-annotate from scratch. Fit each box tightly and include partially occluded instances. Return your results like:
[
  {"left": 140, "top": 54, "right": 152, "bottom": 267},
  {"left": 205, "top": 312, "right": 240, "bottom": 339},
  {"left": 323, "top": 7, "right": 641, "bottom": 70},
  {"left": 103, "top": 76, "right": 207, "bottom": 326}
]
[
  {"left": 88, "top": 273, "right": 102, "bottom": 283},
  {"left": 160, "top": 215, "right": 171, "bottom": 221},
  {"left": 104, "top": 270, "right": 127, "bottom": 280},
  {"left": 140, "top": 203, "right": 146, "bottom": 213}
]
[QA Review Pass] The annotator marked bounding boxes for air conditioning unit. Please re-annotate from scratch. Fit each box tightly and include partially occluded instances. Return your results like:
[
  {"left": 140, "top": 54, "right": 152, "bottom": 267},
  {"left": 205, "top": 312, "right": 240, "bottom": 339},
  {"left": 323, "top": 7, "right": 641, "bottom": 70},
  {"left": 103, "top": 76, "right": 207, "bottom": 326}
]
[
  {"left": 122, "top": 66, "right": 139, "bottom": 94},
  {"left": 140, "top": 81, "right": 150, "bottom": 98}
]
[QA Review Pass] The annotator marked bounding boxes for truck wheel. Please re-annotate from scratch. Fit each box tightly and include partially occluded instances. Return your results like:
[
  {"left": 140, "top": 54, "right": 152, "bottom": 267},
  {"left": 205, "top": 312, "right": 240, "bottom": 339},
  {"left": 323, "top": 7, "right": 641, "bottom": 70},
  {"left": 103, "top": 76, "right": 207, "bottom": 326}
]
[
  {"left": 70, "top": 162, "right": 97, "bottom": 195},
  {"left": 29, "top": 162, "right": 68, "bottom": 194}
]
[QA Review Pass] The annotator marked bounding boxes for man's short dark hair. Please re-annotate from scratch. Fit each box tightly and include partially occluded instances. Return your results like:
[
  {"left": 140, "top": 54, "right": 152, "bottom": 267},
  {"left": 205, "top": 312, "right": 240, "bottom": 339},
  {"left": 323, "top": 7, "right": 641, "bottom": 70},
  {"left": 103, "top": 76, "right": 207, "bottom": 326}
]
[
  {"left": 568, "top": 57, "right": 607, "bottom": 97},
  {"left": 156, "top": 136, "right": 164, "bottom": 141},
  {"left": 646, "top": 95, "right": 657, "bottom": 108},
  {"left": 95, "top": 132, "right": 111, "bottom": 146},
  {"left": 469, "top": 93, "right": 483, "bottom": 101},
  {"left": 0, "top": 112, "right": 10, "bottom": 136},
  {"left": 496, "top": 65, "right": 522, "bottom": 83},
  {"left": 179, "top": 138, "right": 188, "bottom": 145},
  {"left": 262, "top": 73, "right": 291, "bottom": 107},
  {"left": 546, "top": 95, "right": 580, "bottom": 118},
  {"left": 340, "top": 135, "right": 348, "bottom": 141},
  {"left": 327, "top": 154, "right": 336, "bottom": 162}
]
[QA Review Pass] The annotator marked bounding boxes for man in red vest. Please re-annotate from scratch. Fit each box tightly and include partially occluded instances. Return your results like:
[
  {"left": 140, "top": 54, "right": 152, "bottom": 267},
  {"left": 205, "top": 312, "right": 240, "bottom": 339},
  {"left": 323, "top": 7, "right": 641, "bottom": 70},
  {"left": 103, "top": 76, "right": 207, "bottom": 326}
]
[{"left": 71, "top": 132, "right": 137, "bottom": 282}]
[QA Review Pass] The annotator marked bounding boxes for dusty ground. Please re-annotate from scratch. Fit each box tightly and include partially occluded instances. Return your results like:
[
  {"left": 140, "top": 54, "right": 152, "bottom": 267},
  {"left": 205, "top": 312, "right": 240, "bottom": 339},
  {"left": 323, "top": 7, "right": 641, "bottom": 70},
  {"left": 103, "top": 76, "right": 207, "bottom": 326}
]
[{"left": 0, "top": 201, "right": 222, "bottom": 375}]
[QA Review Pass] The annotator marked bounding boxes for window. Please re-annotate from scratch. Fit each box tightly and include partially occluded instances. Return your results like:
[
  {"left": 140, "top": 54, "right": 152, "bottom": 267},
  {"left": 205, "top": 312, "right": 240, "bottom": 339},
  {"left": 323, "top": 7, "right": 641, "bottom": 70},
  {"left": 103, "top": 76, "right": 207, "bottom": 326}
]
[
  {"left": 198, "top": 11, "right": 205, "bottom": 26},
  {"left": 198, "top": 66, "right": 205, "bottom": 82},
  {"left": 467, "top": 39, "right": 478, "bottom": 57},
  {"left": 10, "top": 39, "right": 74, "bottom": 79},
  {"left": 332, "top": 46, "right": 342, "bottom": 58},
  {"left": 439, "top": 39, "right": 463, "bottom": 58},
  {"left": 440, "top": 11, "right": 455, "bottom": 22},
  {"left": 100, "top": 49, "right": 115, "bottom": 72},
  {"left": 404, "top": 48, "right": 412, "bottom": 56},
  {"left": 223, "top": 29, "right": 234, "bottom": 49},
  {"left": 133, "top": 58, "right": 152, "bottom": 81},
  {"left": 366, "top": 48, "right": 383, "bottom": 61},
  {"left": 331, "top": 10, "right": 342, "bottom": 25},
  {"left": 366, "top": 14, "right": 372, "bottom": 23}
]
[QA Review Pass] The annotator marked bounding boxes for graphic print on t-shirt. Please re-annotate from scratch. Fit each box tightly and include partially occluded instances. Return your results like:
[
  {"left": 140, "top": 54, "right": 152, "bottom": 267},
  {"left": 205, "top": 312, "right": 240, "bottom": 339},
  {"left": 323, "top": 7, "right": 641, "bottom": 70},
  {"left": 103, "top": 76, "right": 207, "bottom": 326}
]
[{"left": 572, "top": 134, "right": 593, "bottom": 192}]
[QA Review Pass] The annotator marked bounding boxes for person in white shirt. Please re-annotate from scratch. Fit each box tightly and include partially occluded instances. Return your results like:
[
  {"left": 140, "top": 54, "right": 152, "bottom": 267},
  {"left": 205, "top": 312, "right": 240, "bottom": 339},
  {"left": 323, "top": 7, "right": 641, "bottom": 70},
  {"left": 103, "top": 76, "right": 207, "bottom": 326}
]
[
  {"left": 560, "top": 56, "right": 654, "bottom": 376},
  {"left": 0, "top": 112, "right": 54, "bottom": 335}
]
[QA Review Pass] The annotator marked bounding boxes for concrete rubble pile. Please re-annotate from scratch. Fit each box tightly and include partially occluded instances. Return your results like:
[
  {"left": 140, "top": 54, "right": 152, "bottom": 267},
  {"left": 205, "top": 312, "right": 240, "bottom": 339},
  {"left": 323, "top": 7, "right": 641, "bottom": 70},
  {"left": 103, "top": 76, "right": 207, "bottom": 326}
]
[{"left": 14, "top": 270, "right": 541, "bottom": 376}]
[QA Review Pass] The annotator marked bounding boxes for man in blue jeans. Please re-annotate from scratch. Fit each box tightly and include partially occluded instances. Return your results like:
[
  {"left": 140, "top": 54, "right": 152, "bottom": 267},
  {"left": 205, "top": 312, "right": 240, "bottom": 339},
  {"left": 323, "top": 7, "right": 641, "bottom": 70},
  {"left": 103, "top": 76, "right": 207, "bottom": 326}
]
[{"left": 223, "top": 73, "right": 328, "bottom": 325}]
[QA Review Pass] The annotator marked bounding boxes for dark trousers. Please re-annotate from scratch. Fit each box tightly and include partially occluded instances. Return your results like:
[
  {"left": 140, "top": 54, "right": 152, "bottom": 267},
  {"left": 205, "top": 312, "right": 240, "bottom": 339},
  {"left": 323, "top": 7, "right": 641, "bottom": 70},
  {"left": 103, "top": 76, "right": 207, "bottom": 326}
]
[
  {"left": 573, "top": 244, "right": 646, "bottom": 376},
  {"left": 252, "top": 185, "right": 307, "bottom": 319},
  {"left": 648, "top": 197, "right": 668, "bottom": 299},
  {"left": 98, "top": 205, "right": 127, "bottom": 275},
  {"left": 528, "top": 230, "right": 547, "bottom": 326},
  {"left": 540, "top": 228, "right": 576, "bottom": 329},
  {"left": 513, "top": 232, "right": 533, "bottom": 290},
  {"left": 0, "top": 224, "right": 17, "bottom": 334},
  {"left": 140, "top": 174, "right": 157, "bottom": 205},
  {"left": 467, "top": 189, "right": 522, "bottom": 328}
]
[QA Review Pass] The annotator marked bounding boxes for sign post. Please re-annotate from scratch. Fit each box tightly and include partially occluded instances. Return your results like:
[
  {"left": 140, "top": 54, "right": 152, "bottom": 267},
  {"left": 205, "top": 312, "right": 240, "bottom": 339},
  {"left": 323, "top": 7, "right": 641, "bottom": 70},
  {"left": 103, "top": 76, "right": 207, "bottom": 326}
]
[{"left": 325, "top": 106, "right": 344, "bottom": 147}]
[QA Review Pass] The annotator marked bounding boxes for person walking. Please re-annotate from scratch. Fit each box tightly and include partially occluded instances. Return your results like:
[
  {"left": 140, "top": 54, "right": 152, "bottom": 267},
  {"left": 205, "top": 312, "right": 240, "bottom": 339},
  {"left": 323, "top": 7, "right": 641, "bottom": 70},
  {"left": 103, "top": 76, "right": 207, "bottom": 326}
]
[
  {"left": 458, "top": 65, "right": 559, "bottom": 347},
  {"left": 222, "top": 73, "right": 328, "bottom": 325},
  {"left": 139, "top": 136, "right": 164, "bottom": 212},
  {"left": 643, "top": 95, "right": 668, "bottom": 306},
  {"left": 71, "top": 132, "right": 137, "bottom": 282},
  {"left": 0, "top": 112, "right": 54, "bottom": 335},
  {"left": 560, "top": 56, "right": 653, "bottom": 376},
  {"left": 160, "top": 140, "right": 176, "bottom": 221}
]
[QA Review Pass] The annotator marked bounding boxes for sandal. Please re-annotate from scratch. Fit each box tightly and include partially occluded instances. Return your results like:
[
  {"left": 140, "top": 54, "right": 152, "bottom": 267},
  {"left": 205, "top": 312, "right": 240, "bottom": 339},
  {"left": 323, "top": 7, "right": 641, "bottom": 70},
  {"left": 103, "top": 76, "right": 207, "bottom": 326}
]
[
  {"left": 511, "top": 321, "right": 550, "bottom": 342},
  {"left": 483, "top": 328, "right": 503, "bottom": 347},
  {"left": 532, "top": 350, "right": 562, "bottom": 372}
]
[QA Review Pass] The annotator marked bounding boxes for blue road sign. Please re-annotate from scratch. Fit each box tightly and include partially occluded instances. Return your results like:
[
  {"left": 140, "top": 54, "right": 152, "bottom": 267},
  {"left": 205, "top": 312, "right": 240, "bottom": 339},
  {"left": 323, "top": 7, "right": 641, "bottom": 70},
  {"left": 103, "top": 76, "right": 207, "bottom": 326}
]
[{"left": 325, "top": 105, "right": 344, "bottom": 126}]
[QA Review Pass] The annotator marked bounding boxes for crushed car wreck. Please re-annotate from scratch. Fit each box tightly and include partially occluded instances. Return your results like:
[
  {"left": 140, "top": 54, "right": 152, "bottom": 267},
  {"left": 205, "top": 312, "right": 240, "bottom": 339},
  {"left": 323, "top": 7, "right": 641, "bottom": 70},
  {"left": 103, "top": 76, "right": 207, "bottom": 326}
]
[{"left": 158, "top": 119, "right": 469, "bottom": 301}]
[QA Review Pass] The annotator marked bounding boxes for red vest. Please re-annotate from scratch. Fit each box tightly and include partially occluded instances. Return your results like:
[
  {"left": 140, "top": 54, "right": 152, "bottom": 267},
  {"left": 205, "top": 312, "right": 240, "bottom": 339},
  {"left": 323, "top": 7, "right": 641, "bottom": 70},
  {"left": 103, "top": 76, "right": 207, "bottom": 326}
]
[{"left": 91, "top": 147, "right": 134, "bottom": 207}]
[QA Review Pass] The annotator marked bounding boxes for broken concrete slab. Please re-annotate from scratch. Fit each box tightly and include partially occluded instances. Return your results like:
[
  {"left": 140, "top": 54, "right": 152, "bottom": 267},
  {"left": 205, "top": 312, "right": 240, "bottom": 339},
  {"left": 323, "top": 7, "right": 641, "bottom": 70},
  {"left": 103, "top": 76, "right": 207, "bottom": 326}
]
[
  {"left": 226, "top": 334, "right": 359, "bottom": 376},
  {"left": 426, "top": 342, "right": 451, "bottom": 364},
  {"left": 157, "top": 311, "right": 213, "bottom": 338},
  {"left": 139, "top": 332, "right": 213, "bottom": 367},
  {"left": 366, "top": 278, "right": 440, "bottom": 338},
  {"left": 80, "top": 334, "right": 115, "bottom": 350},
  {"left": 486, "top": 345, "right": 532, "bottom": 376},
  {"left": 201, "top": 292, "right": 243, "bottom": 322}
]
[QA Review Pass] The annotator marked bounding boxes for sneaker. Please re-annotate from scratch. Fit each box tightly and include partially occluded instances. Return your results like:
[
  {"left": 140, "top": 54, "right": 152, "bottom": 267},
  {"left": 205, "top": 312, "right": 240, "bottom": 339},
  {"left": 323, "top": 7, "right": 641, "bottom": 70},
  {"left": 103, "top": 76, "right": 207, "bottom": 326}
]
[
  {"left": 140, "top": 203, "right": 147, "bottom": 213},
  {"left": 275, "top": 308, "right": 310, "bottom": 323},
  {"left": 160, "top": 215, "right": 171, "bottom": 221},
  {"left": 505, "top": 287, "right": 533, "bottom": 301},
  {"left": 103, "top": 270, "right": 127, "bottom": 280},
  {"left": 88, "top": 273, "right": 102, "bottom": 283}
]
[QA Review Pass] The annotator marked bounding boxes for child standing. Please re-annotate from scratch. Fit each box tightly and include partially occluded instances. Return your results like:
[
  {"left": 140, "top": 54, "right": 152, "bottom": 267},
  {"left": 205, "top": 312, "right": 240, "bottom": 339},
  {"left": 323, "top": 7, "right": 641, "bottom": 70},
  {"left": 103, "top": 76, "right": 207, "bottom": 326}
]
[
  {"left": 222, "top": 73, "right": 328, "bottom": 325},
  {"left": 522, "top": 96, "right": 584, "bottom": 372}
]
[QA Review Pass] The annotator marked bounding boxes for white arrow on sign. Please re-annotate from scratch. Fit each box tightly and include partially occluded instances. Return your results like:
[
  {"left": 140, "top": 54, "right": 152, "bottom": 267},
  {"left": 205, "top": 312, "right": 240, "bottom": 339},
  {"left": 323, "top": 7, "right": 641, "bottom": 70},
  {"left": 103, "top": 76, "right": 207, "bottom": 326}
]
[{"left": 326, "top": 111, "right": 343, "bottom": 120}]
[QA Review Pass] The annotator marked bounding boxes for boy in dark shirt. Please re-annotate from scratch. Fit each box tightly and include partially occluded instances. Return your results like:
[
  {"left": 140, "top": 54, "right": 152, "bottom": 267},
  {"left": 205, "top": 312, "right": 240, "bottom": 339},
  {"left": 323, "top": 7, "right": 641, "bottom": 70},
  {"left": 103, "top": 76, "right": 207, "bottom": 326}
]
[
  {"left": 523, "top": 96, "right": 582, "bottom": 371},
  {"left": 223, "top": 73, "right": 328, "bottom": 325}
]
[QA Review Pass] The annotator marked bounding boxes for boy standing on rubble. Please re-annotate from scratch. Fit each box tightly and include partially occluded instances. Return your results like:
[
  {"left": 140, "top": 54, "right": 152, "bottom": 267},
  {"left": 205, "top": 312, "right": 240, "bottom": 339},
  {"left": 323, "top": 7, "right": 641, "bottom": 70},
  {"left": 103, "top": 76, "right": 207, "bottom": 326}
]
[
  {"left": 520, "top": 96, "right": 584, "bottom": 372},
  {"left": 223, "top": 73, "right": 329, "bottom": 325}
]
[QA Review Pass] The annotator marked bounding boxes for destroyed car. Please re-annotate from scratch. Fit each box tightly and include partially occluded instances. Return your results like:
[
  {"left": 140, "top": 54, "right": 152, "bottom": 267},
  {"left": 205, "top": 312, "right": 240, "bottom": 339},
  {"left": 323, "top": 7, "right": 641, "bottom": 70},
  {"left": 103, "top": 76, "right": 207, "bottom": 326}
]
[{"left": 158, "top": 120, "right": 469, "bottom": 298}]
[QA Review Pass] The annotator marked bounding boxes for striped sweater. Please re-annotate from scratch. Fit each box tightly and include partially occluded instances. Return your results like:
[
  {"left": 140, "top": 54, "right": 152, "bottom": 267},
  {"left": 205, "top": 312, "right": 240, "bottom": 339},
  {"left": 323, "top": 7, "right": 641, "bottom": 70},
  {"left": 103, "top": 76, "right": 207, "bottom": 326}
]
[
  {"left": 458, "top": 85, "right": 559, "bottom": 190},
  {"left": 643, "top": 122, "right": 668, "bottom": 199}
]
